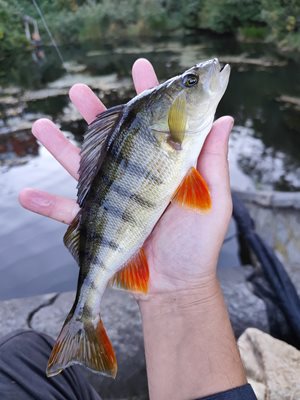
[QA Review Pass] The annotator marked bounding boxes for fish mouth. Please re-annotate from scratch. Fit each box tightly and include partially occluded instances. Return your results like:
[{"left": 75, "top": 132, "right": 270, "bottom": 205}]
[
  {"left": 218, "top": 62, "right": 230, "bottom": 91},
  {"left": 211, "top": 58, "right": 230, "bottom": 77},
  {"left": 219, "top": 62, "right": 226, "bottom": 72},
  {"left": 205, "top": 59, "right": 230, "bottom": 93},
  {"left": 219, "top": 62, "right": 230, "bottom": 74}
]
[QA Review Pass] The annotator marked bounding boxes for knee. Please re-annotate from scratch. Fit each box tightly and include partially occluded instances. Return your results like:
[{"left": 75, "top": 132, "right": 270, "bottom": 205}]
[{"left": 0, "top": 329, "right": 54, "bottom": 361}]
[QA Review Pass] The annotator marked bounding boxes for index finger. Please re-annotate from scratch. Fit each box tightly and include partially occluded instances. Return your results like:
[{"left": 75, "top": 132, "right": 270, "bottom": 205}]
[{"left": 132, "top": 58, "right": 159, "bottom": 93}]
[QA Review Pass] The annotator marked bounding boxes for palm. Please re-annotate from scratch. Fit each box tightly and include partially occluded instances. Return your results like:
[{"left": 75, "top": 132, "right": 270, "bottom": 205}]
[{"left": 19, "top": 58, "right": 233, "bottom": 295}]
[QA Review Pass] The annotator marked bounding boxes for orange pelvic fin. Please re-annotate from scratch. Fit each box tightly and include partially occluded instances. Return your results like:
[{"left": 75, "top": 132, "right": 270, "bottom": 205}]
[
  {"left": 47, "top": 314, "right": 117, "bottom": 378},
  {"left": 172, "top": 167, "right": 211, "bottom": 211},
  {"left": 110, "top": 248, "right": 149, "bottom": 293}
]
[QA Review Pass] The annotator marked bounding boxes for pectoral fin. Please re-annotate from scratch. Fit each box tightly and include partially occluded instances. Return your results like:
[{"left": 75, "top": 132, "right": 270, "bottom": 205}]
[
  {"left": 110, "top": 248, "right": 149, "bottom": 293},
  {"left": 172, "top": 167, "right": 211, "bottom": 211},
  {"left": 168, "top": 93, "right": 187, "bottom": 149}
]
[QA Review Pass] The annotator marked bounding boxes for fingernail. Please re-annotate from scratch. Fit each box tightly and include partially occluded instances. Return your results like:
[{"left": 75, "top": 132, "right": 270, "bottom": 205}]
[{"left": 32, "top": 119, "right": 46, "bottom": 138}]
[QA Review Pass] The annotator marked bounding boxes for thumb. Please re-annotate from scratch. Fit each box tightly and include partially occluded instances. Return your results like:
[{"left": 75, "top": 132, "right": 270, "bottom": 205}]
[{"left": 197, "top": 116, "right": 233, "bottom": 203}]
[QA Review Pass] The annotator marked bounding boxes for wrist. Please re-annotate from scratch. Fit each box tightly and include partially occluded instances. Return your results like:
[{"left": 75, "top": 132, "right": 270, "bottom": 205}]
[
  {"left": 138, "top": 276, "right": 221, "bottom": 318},
  {"left": 139, "top": 275, "right": 247, "bottom": 399}
]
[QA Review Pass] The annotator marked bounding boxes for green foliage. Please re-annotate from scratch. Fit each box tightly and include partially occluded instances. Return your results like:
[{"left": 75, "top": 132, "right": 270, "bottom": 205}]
[
  {"left": 238, "top": 26, "right": 268, "bottom": 40},
  {"left": 279, "top": 32, "right": 300, "bottom": 52},
  {"left": 261, "top": 0, "right": 300, "bottom": 47},
  {"left": 0, "top": 0, "right": 28, "bottom": 52},
  {"left": 137, "top": 0, "right": 181, "bottom": 34},
  {"left": 199, "top": 0, "right": 262, "bottom": 33},
  {"left": 2, "top": 0, "right": 300, "bottom": 54},
  {"left": 260, "top": 0, "right": 300, "bottom": 51}
]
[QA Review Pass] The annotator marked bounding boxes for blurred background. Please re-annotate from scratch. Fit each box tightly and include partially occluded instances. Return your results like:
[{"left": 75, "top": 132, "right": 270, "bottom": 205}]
[{"left": 0, "top": 0, "right": 300, "bottom": 300}]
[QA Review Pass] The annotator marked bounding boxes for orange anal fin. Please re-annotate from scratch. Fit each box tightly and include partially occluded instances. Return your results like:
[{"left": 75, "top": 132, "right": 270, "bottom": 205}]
[
  {"left": 172, "top": 167, "right": 211, "bottom": 211},
  {"left": 110, "top": 248, "right": 149, "bottom": 294}
]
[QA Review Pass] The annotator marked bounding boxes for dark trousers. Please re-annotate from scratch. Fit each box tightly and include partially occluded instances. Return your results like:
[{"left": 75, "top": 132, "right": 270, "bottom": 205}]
[
  {"left": 0, "top": 330, "right": 257, "bottom": 400},
  {"left": 0, "top": 330, "right": 101, "bottom": 400}
]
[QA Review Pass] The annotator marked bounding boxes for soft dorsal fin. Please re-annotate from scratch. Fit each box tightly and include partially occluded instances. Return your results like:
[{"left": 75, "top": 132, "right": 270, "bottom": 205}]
[
  {"left": 64, "top": 212, "right": 81, "bottom": 262},
  {"left": 77, "top": 104, "right": 124, "bottom": 207},
  {"left": 172, "top": 167, "right": 211, "bottom": 211},
  {"left": 110, "top": 248, "right": 149, "bottom": 293}
]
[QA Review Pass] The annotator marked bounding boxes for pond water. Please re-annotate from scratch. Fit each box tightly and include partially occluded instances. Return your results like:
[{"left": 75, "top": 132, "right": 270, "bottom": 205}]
[{"left": 1, "top": 35, "right": 299, "bottom": 300}]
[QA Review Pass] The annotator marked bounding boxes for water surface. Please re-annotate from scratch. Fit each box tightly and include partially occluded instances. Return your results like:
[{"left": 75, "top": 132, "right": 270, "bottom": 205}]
[{"left": 1, "top": 35, "right": 299, "bottom": 299}]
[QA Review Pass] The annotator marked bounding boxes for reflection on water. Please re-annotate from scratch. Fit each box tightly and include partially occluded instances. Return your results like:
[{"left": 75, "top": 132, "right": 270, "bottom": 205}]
[
  {"left": 230, "top": 124, "right": 300, "bottom": 191},
  {"left": 0, "top": 129, "right": 39, "bottom": 168},
  {"left": 0, "top": 146, "right": 78, "bottom": 300},
  {"left": 0, "top": 35, "right": 299, "bottom": 299}
]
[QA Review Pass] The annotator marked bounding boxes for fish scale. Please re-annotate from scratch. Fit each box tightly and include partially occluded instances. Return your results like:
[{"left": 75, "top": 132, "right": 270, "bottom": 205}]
[
  {"left": 46, "top": 58, "right": 231, "bottom": 378},
  {"left": 77, "top": 119, "right": 181, "bottom": 318},
  {"left": 83, "top": 115, "right": 180, "bottom": 277}
]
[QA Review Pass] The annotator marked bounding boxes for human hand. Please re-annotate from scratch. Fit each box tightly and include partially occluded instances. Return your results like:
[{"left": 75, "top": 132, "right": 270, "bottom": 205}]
[{"left": 19, "top": 58, "right": 233, "bottom": 296}]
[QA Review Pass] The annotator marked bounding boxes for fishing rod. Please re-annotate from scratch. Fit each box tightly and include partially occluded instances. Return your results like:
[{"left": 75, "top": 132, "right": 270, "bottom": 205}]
[
  {"left": 31, "top": 0, "right": 66, "bottom": 69},
  {"left": 232, "top": 192, "right": 300, "bottom": 348}
]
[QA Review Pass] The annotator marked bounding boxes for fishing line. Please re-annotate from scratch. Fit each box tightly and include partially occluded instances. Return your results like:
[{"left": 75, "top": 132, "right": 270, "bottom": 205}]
[{"left": 31, "top": 0, "right": 66, "bottom": 68}]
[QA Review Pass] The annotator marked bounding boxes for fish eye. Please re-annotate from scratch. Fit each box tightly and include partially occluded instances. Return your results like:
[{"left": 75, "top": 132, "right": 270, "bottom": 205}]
[{"left": 182, "top": 74, "right": 199, "bottom": 88}]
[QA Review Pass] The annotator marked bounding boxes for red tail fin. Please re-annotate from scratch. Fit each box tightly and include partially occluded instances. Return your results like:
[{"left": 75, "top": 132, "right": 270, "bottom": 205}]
[{"left": 47, "top": 315, "right": 117, "bottom": 378}]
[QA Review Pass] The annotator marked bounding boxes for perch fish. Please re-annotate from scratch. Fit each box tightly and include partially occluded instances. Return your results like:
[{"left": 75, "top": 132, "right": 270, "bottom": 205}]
[{"left": 47, "top": 58, "right": 230, "bottom": 378}]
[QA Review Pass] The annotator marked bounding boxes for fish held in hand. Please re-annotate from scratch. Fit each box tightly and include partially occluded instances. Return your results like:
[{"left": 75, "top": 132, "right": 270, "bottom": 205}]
[{"left": 46, "top": 58, "right": 230, "bottom": 378}]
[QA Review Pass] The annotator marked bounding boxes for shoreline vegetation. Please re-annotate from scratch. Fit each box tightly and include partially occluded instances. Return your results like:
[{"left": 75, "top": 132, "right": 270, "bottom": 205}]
[{"left": 1, "top": 0, "right": 300, "bottom": 56}]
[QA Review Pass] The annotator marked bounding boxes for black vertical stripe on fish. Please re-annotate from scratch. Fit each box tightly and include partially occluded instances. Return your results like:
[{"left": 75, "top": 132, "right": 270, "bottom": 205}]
[
  {"left": 83, "top": 303, "right": 93, "bottom": 318},
  {"left": 101, "top": 174, "right": 115, "bottom": 190},
  {"left": 100, "top": 144, "right": 164, "bottom": 185},
  {"left": 100, "top": 172, "right": 157, "bottom": 208},
  {"left": 102, "top": 203, "right": 136, "bottom": 224},
  {"left": 104, "top": 125, "right": 165, "bottom": 186},
  {"left": 79, "top": 248, "right": 98, "bottom": 266},
  {"left": 89, "top": 233, "right": 119, "bottom": 250},
  {"left": 130, "top": 193, "right": 156, "bottom": 209},
  {"left": 119, "top": 157, "right": 164, "bottom": 185}
]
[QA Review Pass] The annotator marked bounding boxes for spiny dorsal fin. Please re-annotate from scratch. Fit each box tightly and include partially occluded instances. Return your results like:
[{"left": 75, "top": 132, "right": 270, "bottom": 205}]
[
  {"left": 78, "top": 104, "right": 124, "bottom": 207},
  {"left": 110, "top": 248, "right": 149, "bottom": 293},
  {"left": 168, "top": 93, "right": 187, "bottom": 149},
  {"left": 63, "top": 212, "right": 81, "bottom": 262},
  {"left": 172, "top": 167, "right": 211, "bottom": 211}
]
